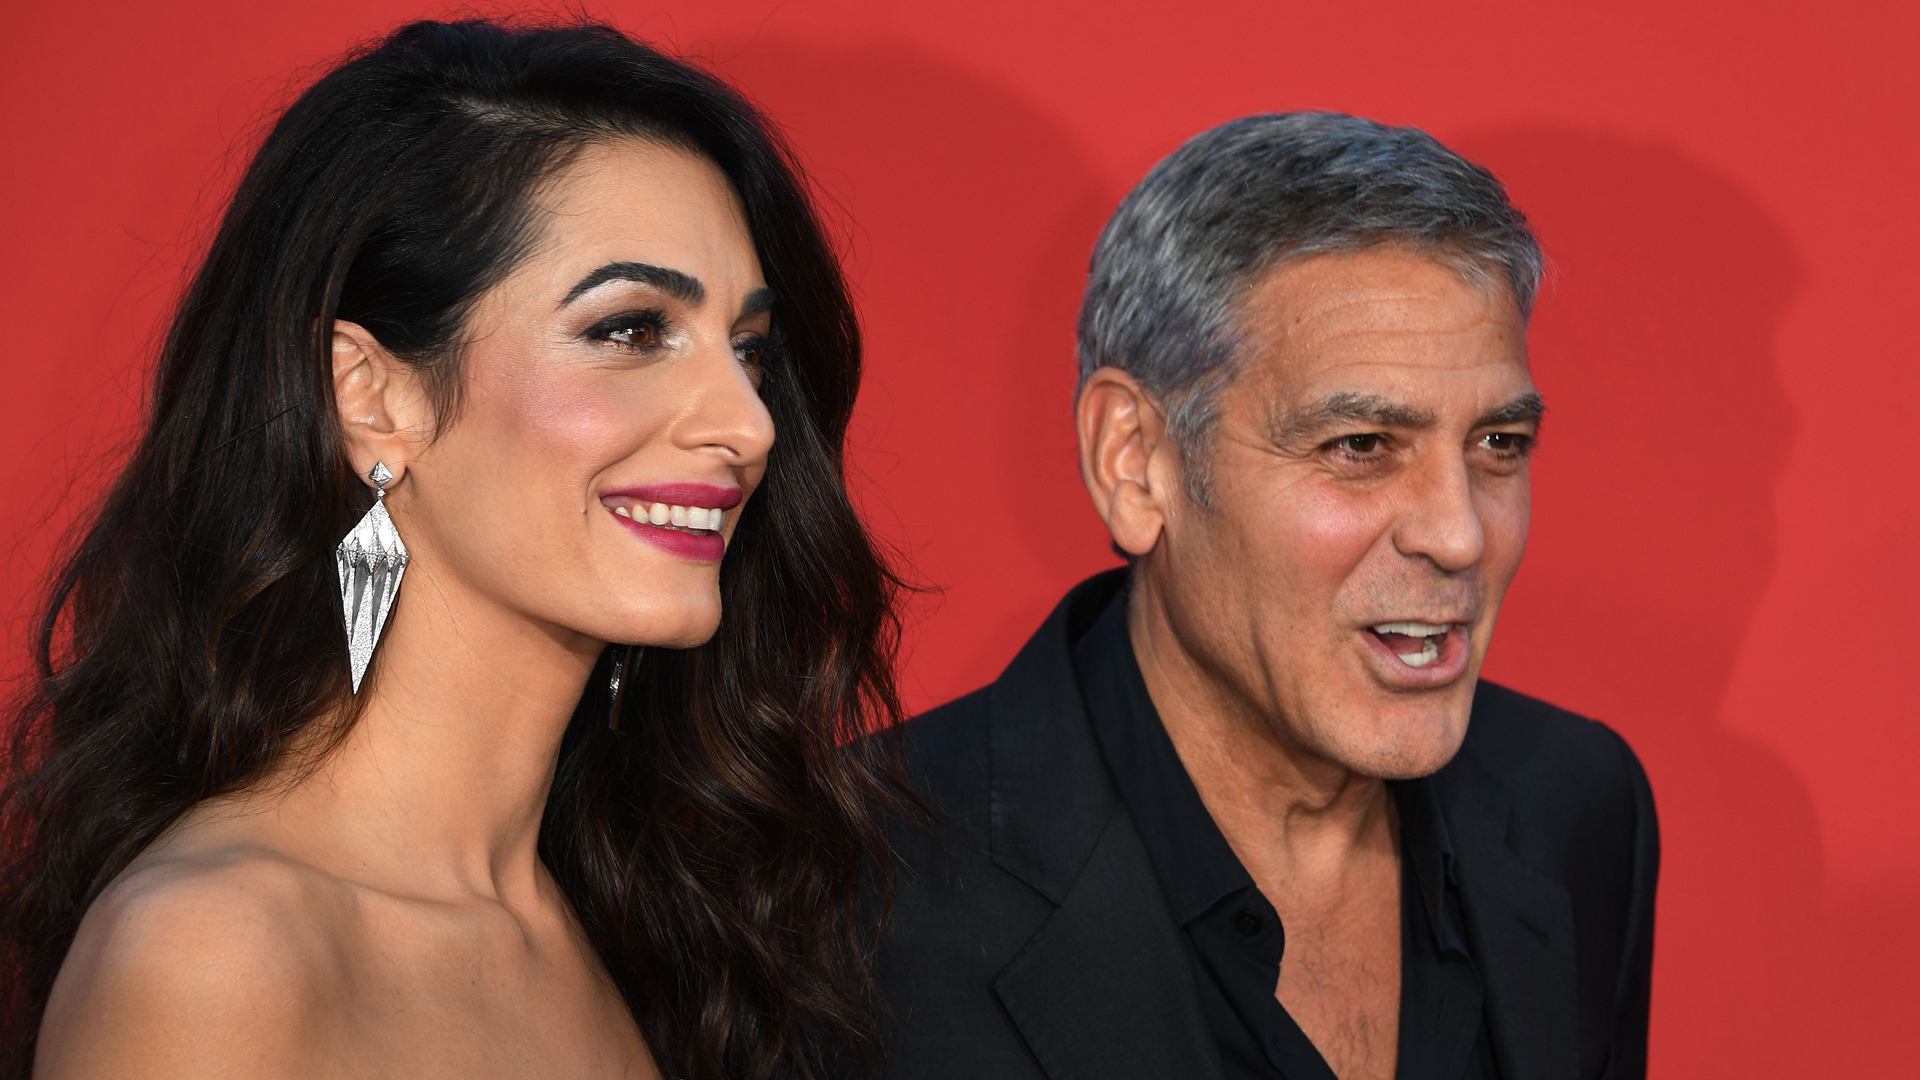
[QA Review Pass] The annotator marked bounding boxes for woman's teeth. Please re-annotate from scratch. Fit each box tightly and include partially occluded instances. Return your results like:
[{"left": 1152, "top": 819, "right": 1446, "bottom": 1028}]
[
  {"left": 1369, "top": 621, "right": 1449, "bottom": 668},
  {"left": 610, "top": 502, "right": 725, "bottom": 532}
]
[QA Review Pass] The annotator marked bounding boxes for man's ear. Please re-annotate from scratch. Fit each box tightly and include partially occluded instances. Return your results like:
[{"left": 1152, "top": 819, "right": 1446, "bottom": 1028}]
[
  {"left": 331, "top": 321, "right": 427, "bottom": 488},
  {"left": 1076, "top": 366, "right": 1177, "bottom": 558}
]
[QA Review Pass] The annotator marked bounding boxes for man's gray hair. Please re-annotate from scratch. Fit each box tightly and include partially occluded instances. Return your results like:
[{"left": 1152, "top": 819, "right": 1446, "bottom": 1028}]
[{"left": 1076, "top": 112, "right": 1542, "bottom": 504}]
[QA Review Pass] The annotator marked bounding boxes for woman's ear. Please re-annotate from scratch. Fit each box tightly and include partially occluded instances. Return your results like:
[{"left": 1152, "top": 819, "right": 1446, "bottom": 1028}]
[
  {"left": 331, "top": 321, "right": 428, "bottom": 487},
  {"left": 1076, "top": 366, "right": 1173, "bottom": 558}
]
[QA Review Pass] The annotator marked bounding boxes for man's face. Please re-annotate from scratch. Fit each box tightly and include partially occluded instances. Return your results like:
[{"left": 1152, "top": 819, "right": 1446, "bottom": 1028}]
[{"left": 1149, "top": 247, "right": 1538, "bottom": 778}]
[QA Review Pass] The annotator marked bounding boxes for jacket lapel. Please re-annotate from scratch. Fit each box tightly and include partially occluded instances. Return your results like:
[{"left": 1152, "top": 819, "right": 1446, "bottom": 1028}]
[
  {"left": 1445, "top": 771, "right": 1581, "bottom": 1080},
  {"left": 984, "top": 571, "right": 1226, "bottom": 1080},
  {"left": 992, "top": 812, "right": 1228, "bottom": 1080},
  {"left": 984, "top": 575, "right": 1122, "bottom": 905}
]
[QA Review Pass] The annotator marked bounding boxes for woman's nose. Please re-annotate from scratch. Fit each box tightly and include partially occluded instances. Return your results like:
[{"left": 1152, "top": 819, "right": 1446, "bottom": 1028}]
[{"left": 672, "top": 339, "right": 775, "bottom": 467}]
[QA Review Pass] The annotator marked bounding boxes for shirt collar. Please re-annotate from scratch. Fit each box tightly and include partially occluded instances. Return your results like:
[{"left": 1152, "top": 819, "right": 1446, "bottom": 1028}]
[
  {"left": 1389, "top": 773, "right": 1472, "bottom": 959},
  {"left": 1071, "top": 585, "right": 1254, "bottom": 926}
]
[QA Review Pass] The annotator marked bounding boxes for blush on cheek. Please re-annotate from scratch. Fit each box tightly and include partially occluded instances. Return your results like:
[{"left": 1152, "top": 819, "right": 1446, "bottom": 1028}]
[
  {"left": 477, "top": 357, "right": 668, "bottom": 477},
  {"left": 522, "top": 389, "right": 635, "bottom": 455}
]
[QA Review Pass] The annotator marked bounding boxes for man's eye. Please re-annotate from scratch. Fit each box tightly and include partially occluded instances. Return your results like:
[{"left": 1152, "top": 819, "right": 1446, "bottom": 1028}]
[
  {"left": 1334, "top": 433, "right": 1386, "bottom": 455},
  {"left": 1481, "top": 432, "right": 1532, "bottom": 455}
]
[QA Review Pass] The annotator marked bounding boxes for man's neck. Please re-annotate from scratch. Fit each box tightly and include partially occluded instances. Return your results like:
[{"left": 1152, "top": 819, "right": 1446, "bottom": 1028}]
[{"left": 1123, "top": 573, "right": 1397, "bottom": 896}]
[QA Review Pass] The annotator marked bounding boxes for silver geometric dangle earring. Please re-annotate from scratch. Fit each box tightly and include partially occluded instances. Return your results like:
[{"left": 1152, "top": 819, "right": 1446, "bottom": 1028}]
[{"left": 335, "top": 461, "right": 409, "bottom": 693}]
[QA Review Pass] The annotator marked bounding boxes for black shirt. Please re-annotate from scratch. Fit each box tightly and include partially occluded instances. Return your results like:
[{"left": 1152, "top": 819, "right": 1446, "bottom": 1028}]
[{"left": 1071, "top": 589, "right": 1498, "bottom": 1080}]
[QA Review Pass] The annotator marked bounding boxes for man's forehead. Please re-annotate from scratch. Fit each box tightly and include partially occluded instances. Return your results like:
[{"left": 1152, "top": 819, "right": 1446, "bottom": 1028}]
[
  {"left": 1241, "top": 249, "right": 1523, "bottom": 351},
  {"left": 1234, "top": 248, "right": 1531, "bottom": 415}
]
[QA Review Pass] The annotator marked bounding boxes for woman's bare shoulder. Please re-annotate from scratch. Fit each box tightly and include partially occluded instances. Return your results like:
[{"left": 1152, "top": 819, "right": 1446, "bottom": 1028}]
[{"left": 34, "top": 837, "right": 355, "bottom": 1079}]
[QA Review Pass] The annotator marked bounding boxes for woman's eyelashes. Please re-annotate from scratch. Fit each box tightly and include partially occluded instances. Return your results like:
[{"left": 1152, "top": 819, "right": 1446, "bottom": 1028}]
[
  {"left": 733, "top": 332, "right": 769, "bottom": 388},
  {"left": 581, "top": 312, "right": 770, "bottom": 383},
  {"left": 584, "top": 309, "right": 669, "bottom": 351}
]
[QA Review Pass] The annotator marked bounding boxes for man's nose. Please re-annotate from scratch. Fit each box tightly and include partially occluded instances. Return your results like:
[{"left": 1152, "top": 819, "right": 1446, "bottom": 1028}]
[
  {"left": 672, "top": 343, "right": 775, "bottom": 467},
  {"left": 1393, "top": 451, "right": 1485, "bottom": 574}
]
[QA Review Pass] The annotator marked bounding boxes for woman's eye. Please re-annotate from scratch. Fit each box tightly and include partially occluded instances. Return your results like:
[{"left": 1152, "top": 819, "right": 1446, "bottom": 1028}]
[
  {"left": 587, "top": 311, "right": 666, "bottom": 349},
  {"left": 733, "top": 334, "right": 769, "bottom": 390}
]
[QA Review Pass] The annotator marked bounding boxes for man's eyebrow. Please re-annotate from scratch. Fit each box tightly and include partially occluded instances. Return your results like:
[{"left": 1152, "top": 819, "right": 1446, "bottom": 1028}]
[
  {"left": 738, "top": 287, "right": 776, "bottom": 320},
  {"left": 561, "top": 261, "right": 705, "bottom": 307},
  {"left": 1477, "top": 392, "right": 1546, "bottom": 427},
  {"left": 1275, "top": 391, "right": 1436, "bottom": 444}
]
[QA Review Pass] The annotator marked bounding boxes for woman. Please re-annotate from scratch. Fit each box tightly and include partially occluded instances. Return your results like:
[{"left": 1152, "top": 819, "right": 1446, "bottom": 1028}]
[{"left": 0, "top": 18, "right": 909, "bottom": 1080}]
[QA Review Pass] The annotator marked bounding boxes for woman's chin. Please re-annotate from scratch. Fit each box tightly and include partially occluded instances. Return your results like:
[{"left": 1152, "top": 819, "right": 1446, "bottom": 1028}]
[{"left": 599, "top": 606, "right": 722, "bottom": 650}]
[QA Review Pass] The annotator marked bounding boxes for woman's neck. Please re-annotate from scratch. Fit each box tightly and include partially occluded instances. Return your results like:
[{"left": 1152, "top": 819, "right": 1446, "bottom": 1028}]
[{"left": 253, "top": 555, "right": 603, "bottom": 904}]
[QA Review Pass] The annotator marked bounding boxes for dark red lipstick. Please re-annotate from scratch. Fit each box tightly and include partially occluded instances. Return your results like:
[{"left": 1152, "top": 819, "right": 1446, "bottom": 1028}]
[
  {"left": 602, "top": 482, "right": 742, "bottom": 510},
  {"left": 600, "top": 481, "right": 742, "bottom": 563}
]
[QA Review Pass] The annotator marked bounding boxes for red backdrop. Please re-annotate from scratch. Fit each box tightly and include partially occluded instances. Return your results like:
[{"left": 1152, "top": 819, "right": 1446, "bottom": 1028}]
[{"left": 3, "top": 1, "right": 1915, "bottom": 1072}]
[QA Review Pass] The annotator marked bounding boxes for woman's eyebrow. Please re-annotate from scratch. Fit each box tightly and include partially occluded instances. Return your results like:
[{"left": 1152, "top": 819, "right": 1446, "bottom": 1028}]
[
  {"left": 561, "top": 261, "right": 705, "bottom": 307},
  {"left": 739, "top": 287, "right": 775, "bottom": 319}
]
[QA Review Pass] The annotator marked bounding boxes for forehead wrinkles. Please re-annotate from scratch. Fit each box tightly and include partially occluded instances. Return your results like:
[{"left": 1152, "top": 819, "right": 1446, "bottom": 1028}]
[
  {"left": 1233, "top": 272, "right": 1528, "bottom": 435},
  {"left": 1251, "top": 286, "right": 1516, "bottom": 374},
  {"left": 1241, "top": 248, "right": 1518, "bottom": 354}
]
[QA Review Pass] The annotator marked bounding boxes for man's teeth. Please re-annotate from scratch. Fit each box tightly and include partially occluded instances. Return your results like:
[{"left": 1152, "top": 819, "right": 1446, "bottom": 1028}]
[
  {"left": 610, "top": 502, "right": 725, "bottom": 531},
  {"left": 1370, "top": 621, "right": 1449, "bottom": 637},
  {"left": 1369, "top": 622, "right": 1448, "bottom": 668},
  {"left": 1398, "top": 639, "right": 1441, "bottom": 668}
]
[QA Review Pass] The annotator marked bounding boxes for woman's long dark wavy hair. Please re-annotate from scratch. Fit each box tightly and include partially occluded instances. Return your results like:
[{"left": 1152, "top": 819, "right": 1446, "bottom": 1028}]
[{"left": 0, "top": 19, "right": 911, "bottom": 1080}]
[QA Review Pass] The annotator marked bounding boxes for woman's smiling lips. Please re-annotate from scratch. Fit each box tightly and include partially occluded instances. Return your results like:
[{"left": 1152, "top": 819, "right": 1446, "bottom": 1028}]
[{"left": 600, "top": 482, "right": 742, "bottom": 563}]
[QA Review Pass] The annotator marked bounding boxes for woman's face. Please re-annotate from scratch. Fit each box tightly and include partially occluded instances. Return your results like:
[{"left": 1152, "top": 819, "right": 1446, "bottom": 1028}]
[{"left": 387, "top": 139, "right": 775, "bottom": 650}]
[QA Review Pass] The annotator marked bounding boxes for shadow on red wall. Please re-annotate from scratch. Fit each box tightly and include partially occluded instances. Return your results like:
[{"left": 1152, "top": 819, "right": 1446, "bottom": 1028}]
[
  {"left": 720, "top": 40, "right": 1120, "bottom": 703},
  {"left": 1469, "top": 129, "right": 1911, "bottom": 1072}
]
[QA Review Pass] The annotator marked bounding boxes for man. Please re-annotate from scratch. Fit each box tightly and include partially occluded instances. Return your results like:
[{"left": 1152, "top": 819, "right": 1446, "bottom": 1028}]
[{"left": 875, "top": 114, "right": 1657, "bottom": 1080}]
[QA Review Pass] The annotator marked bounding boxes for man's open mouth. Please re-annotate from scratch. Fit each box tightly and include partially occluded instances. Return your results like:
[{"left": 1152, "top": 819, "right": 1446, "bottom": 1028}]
[{"left": 1367, "top": 622, "right": 1452, "bottom": 668}]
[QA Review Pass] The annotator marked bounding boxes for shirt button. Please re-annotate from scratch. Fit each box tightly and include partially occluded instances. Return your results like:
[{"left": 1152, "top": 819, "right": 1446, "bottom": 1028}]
[{"left": 1233, "top": 910, "right": 1263, "bottom": 937}]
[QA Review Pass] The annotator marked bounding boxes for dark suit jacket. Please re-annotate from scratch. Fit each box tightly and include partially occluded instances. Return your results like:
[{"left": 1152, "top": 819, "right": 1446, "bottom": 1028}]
[{"left": 875, "top": 571, "right": 1658, "bottom": 1080}]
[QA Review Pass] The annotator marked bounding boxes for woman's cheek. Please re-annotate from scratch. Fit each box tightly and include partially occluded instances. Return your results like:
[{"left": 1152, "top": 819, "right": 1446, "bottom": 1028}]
[{"left": 496, "top": 367, "right": 662, "bottom": 468}]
